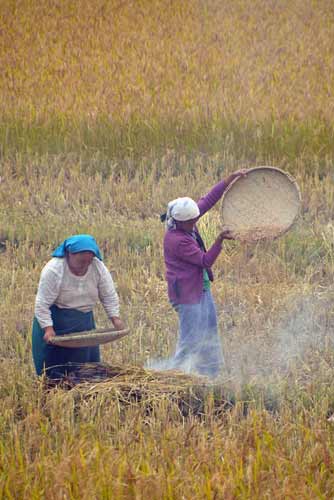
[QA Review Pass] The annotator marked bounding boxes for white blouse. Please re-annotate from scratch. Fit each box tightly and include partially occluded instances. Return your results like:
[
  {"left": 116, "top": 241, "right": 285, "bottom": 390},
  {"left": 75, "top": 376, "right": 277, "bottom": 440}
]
[{"left": 35, "top": 257, "right": 120, "bottom": 329}]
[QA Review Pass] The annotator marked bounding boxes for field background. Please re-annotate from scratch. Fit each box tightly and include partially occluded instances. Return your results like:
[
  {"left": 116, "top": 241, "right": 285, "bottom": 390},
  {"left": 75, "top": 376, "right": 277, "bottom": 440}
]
[{"left": 1, "top": 0, "right": 334, "bottom": 498}]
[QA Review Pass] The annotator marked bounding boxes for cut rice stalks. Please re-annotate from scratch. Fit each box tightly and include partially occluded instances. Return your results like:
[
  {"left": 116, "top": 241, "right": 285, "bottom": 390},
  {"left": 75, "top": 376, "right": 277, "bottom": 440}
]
[{"left": 43, "top": 362, "right": 235, "bottom": 417}]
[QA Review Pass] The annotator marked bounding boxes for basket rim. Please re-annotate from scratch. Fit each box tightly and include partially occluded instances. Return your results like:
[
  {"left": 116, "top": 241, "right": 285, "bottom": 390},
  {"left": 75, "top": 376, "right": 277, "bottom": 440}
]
[
  {"left": 222, "top": 166, "right": 301, "bottom": 200},
  {"left": 49, "top": 328, "right": 129, "bottom": 345}
]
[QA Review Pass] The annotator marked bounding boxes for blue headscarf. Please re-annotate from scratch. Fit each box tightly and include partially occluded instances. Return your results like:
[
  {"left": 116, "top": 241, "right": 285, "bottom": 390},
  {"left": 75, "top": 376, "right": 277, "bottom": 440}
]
[{"left": 52, "top": 234, "right": 103, "bottom": 260}]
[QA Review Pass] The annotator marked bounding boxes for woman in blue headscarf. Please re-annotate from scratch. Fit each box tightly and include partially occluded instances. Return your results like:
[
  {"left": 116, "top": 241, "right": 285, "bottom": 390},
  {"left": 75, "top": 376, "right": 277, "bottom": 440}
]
[{"left": 32, "top": 234, "right": 125, "bottom": 378}]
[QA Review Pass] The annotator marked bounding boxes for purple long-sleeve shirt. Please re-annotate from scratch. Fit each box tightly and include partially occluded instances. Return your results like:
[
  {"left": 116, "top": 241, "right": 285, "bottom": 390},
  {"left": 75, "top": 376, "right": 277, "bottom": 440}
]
[{"left": 163, "top": 179, "right": 227, "bottom": 304}]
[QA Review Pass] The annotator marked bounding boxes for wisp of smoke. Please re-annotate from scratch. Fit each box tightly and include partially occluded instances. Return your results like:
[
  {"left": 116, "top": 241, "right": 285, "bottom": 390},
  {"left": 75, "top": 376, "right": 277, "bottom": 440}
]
[
  {"left": 226, "top": 291, "right": 333, "bottom": 386},
  {"left": 147, "top": 290, "right": 333, "bottom": 386}
]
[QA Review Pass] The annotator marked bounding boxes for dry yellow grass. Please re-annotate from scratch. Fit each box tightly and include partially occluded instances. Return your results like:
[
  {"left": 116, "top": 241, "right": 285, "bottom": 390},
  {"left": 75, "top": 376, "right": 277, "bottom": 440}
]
[
  {"left": 1, "top": 0, "right": 334, "bottom": 161},
  {"left": 1, "top": 0, "right": 334, "bottom": 498},
  {"left": 1, "top": 156, "right": 334, "bottom": 498},
  {"left": 1, "top": 0, "right": 334, "bottom": 122}
]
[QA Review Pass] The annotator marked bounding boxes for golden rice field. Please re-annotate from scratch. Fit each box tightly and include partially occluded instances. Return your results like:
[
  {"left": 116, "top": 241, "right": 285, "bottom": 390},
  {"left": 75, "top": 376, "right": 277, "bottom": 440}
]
[{"left": 1, "top": 0, "right": 334, "bottom": 498}]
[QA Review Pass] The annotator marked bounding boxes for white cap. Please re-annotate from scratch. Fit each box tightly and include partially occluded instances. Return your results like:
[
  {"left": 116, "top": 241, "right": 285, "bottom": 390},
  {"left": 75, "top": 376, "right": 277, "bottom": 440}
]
[{"left": 167, "top": 197, "right": 200, "bottom": 222}]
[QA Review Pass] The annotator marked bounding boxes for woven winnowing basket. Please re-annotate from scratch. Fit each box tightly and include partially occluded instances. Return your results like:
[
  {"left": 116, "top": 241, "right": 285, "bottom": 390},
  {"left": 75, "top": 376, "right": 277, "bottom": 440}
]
[
  {"left": 221, "top": 167, "right": 301, "bottom": 242},
  {"left": 49, "top": 328, "right": 129, "bottom": 348}
]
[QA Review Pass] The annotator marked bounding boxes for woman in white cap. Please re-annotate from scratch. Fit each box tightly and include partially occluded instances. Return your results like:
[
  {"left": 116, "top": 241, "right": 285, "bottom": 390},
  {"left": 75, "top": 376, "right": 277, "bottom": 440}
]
[{"left": 162, "top": 170, "right": 245, "bottom": 378}]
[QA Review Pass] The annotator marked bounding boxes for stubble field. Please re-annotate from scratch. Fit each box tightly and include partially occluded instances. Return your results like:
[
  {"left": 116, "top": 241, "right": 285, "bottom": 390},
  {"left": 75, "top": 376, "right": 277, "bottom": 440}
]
[{"left": 1, "top": 0, "right": 334, "bottom": 498}]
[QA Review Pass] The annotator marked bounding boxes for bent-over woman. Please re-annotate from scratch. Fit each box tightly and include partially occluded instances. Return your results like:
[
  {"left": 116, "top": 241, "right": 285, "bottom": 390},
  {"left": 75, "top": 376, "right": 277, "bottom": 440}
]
[
  {"left": 162, "top": 171, "right": 245, "bottom": 378},
  {"left": 32, "top": 234, "right": 125, "bottom": 378}
]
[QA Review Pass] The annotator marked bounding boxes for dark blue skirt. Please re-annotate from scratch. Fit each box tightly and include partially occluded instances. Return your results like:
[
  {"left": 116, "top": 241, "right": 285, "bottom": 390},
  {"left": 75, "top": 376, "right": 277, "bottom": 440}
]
[{"left": 32, "top": 305, "right": 100, "bottom": 378}]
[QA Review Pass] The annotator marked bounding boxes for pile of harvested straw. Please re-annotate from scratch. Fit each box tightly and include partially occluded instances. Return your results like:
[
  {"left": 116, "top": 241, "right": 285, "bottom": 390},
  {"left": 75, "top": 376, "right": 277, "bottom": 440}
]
[{"left": 44, "top": 362, "right": 235, "bottom": 416}]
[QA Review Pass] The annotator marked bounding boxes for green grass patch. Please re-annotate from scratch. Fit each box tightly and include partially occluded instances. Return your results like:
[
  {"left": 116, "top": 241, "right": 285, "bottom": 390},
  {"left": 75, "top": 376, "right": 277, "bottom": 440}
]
[{"left": 1, "top": 115, "right": 333, "bottom": 176}]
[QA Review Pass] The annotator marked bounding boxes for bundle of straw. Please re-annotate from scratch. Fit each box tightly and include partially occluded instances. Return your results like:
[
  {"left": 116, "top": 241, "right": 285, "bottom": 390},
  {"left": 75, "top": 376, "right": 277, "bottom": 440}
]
[{"left": 44, "top": 362, "right": 234, "bottom": 417}]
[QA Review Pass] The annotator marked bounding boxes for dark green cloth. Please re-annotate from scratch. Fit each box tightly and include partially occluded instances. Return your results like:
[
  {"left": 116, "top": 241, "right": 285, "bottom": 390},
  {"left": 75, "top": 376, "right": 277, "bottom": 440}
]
[
  {"left": 203, "top": 269, "right": 211, "bottom": 290},
  {"left": 32, "top": 305, "right": 100, "bottom": 378}
]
